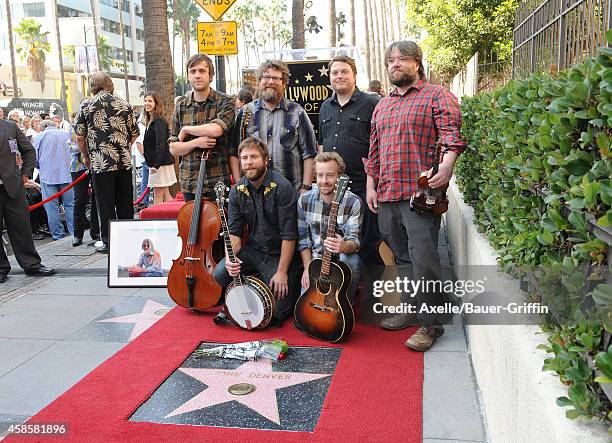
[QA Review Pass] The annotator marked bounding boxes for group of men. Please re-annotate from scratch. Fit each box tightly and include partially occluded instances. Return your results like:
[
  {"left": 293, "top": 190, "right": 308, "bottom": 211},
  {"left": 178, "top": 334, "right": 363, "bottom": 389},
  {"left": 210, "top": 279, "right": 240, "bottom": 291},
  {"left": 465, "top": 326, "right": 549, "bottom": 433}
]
[
  {"left": 0, "top": 39, "right": 464, "bottom": 351},
  {"left": 171, "top": 40, "right": 465, "bottom": 351}
]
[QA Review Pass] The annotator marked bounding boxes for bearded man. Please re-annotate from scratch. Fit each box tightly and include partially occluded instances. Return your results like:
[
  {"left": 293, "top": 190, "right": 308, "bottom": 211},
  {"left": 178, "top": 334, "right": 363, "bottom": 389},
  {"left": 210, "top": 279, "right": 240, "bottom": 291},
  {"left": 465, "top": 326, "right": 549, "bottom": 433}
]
[
  {"left": 230, "top": 59, "right": 317, "bottom": 194},
  {"left": 365, "top": 41, "right": 466, "bottom": 351}
]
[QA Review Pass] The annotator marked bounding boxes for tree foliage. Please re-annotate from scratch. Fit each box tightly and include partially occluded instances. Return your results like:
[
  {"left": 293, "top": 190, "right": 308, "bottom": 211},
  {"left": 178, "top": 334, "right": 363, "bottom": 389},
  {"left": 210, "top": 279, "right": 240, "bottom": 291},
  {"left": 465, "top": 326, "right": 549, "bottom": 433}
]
[
  {"left": 14, "top": 18, "right": 50, "bottom": 91},
  {"left": 404, "top": 0, "right": 519, "bottom": 82}
]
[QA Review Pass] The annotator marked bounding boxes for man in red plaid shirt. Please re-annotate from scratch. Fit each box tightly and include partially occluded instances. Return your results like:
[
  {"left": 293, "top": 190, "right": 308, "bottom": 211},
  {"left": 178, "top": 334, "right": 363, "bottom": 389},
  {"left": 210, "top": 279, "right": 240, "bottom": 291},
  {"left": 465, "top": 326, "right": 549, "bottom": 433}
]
[{"left": 365, "top": 41, "right": 466, "bottom": 352}]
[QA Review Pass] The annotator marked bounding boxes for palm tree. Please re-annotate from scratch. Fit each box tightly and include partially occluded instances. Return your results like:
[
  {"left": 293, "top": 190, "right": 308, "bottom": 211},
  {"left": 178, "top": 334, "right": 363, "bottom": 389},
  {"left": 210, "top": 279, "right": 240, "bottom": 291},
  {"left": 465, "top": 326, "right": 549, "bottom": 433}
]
[
  {"left": 329, "top": 0, "right": 337, "bottom": 47},
  {"left": 89, "top": 0, "right": 101, "bottom": 70},
  {"left": 291, "top": 0, "right": 305, "bottom": 49},
  {"left": 14, "top": 18, "right": 51, "bottom": 93},
  {"left": 349, "top": 0, "right": 356, "bottom": 47},
  {"left": 53, "top": 0, "right": 66, "bottom": 101},
  {"left": 97, "top": 36, "right": 113, "bottom": 72},
  {"left": 117, "top": 0, "right": 130, "bottom": 101},
  {"left": 171, "top": 0, "right": 200, "bottom": 80},
  {"left": 5, "top": 0, "right": 19, "bottom": 97},
  {"left": 362, "top": 0, "right": 371, "bottom": 80}
]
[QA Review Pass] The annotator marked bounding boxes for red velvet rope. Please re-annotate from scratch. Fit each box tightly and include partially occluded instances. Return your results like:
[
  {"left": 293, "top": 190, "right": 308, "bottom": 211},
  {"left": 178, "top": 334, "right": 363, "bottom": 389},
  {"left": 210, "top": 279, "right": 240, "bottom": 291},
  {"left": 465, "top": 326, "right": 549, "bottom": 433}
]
[
  {"left": 28, "top": 171, "right": 89, "bottom": 211},
  {"left": 28, "top": 171, "right": 151, "bottom": 211}
]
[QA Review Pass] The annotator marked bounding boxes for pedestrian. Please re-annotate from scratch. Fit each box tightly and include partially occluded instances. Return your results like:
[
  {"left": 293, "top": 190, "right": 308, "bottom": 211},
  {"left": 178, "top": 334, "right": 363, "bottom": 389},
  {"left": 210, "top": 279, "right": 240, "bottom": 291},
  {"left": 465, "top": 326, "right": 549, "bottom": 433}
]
[
  {"left": 131, "top": 117, "right": 148, "bottom": 207},
  {"left": 169, "top": 53, "right": 237, "bottom": 201},
  {"left": 365, "top": 41, "right": 466, "bottom": 351},
  {"left": 33, "top": 119, "right": 74, "bottom": 240},
  {"left": 27, "top": 115, "right": 42, "bottom": 140},
  {"left": 143, "top": 92, "right": 176, "bottom": 205},
  {"left": 69, "top": 119, "right": 99, "bottom": 247},
  {"left": 0, "top": 117, "right": 56, "bottom": 282},
  {"left": 234, "top": 88, "right": 253, "bottom": 111},
  {"left": 319, "top": 55, "right": 383, "bottom": 265},
  {"left": 368, "top": 80, "right": 385, "bottom": 98},
  {"left": 7, "top": 110, "right": 21, "bottom": 126},
  {"left": 75, "top": 71, "right": 139, "bottom": 253},
  {"left": 231, "top": 59, "right": 317, "bottom": 193}
]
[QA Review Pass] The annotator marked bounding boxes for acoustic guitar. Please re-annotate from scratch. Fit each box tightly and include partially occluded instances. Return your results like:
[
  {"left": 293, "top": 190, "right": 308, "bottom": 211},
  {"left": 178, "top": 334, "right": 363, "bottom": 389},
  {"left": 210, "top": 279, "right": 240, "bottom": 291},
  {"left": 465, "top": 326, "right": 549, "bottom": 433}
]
[{"left": 294, "top": 174, "right": 354, "bottom": 342}]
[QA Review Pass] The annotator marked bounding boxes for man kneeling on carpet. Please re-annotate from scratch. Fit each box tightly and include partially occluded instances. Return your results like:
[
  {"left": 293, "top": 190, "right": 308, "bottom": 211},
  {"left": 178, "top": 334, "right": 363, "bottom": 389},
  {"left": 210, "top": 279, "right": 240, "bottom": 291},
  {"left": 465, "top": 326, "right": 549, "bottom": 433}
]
[
  {"left": 297, "top": 152, "right": 363, "bottom": 302},
  {"left": 213, "top": 137, "right": 301, "bottom": 327}
]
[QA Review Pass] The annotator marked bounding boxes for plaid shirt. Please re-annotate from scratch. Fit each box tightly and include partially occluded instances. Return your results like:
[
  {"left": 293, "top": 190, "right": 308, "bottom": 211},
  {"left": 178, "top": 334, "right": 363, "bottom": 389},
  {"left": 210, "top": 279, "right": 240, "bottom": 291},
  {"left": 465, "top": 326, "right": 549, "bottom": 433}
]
[
  {"left": 365, "top": 80, "right": 466, "bottom": 202},
  {"left": 230, "top": 98, "right": 318, "bottom": 190},
  {"left": 170, "top": 89, "right": 235, "bottom": 197},
  {"left": 297, "top": 188, "right": 363, "bottom": 258}
]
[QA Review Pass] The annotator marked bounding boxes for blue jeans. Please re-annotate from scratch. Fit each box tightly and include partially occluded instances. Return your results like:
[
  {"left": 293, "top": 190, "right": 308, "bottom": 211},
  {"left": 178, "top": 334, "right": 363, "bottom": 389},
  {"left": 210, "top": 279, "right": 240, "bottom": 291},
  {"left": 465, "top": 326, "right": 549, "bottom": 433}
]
[
  {"left": 41, "top": 182, "right": 74, "bottom": 240},
  {"left": 140, "top": 164, "right": 150, "bottom": 206}
]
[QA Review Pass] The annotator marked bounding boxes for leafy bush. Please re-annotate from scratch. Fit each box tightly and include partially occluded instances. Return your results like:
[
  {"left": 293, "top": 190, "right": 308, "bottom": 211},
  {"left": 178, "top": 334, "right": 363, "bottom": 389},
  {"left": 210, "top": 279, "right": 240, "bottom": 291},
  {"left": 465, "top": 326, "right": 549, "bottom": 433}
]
[{"left": 455, "top": 34, "right": 612, "bottom": 428}]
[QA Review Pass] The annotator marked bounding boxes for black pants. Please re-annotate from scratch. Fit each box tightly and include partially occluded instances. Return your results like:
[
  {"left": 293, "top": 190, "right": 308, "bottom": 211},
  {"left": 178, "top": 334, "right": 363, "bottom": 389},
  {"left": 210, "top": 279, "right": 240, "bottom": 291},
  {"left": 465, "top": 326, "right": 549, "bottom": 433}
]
[
  {"left": 91, "top": 170, "right": 133, "bottom": 244},
  {"left": 0, "top": 185, "right": 42, "bottom": 274},
  {"left": 378, "top": 201, "right": 444, "bottom": 329},
  {"left": 355, "top": 189, "right": 383, "bottom": 266},
  {"left": 72, "top": 171, "right": 99, "bottom": 240}
]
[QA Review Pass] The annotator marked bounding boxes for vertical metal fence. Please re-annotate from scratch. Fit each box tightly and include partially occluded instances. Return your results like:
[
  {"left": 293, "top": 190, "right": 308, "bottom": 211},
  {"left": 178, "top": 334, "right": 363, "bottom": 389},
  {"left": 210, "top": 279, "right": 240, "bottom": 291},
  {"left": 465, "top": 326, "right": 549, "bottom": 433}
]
[{"left": 512, "top": 0, "right": 611, "bottom": 78}]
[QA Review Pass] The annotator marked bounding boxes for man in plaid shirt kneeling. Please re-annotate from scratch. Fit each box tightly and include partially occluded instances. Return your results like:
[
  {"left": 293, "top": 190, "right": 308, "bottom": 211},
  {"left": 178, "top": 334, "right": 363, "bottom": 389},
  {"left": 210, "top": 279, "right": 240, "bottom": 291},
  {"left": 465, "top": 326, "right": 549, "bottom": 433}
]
[{"left": 298, "top": 152, "right": 363, "bottom": 302}]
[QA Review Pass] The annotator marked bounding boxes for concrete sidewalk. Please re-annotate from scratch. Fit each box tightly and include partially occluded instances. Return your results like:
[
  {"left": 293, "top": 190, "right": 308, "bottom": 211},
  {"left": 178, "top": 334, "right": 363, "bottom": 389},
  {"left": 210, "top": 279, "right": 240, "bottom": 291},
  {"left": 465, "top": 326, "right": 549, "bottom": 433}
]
[{"left": 0, "top": 224, "right": 487, "bottom": 442}]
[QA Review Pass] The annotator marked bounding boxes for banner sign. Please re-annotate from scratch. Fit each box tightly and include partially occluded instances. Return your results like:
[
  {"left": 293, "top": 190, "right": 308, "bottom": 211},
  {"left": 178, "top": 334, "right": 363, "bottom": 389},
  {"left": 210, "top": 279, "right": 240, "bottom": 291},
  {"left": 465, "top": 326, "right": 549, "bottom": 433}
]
[
  {"left": 196, "top": 21, "right": 238, "bottom": 56},
  {"left": 5, "top": 98, "right": 68, "bottom": 119}
]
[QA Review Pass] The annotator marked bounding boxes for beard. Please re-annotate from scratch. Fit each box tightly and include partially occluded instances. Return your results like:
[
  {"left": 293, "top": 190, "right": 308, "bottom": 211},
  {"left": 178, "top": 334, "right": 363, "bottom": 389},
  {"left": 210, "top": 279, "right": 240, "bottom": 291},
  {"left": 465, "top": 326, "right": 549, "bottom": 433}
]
[
  {"left": 242, "top": 164, "right": 267, "bottom": 182},
  {"left": 389, "top": 70, "right": 418, "bottom": 87},
  {"left": 260, "top": 87, "right": 280, "bottom": 103}
]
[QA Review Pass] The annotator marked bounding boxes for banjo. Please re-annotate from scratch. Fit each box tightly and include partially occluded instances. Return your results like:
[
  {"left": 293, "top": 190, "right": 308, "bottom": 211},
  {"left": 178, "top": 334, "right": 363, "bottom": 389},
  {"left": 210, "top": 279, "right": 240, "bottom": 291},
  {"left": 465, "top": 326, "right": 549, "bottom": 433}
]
[{"left": 214, "top": 181, "right": 275, "bottom": 330}]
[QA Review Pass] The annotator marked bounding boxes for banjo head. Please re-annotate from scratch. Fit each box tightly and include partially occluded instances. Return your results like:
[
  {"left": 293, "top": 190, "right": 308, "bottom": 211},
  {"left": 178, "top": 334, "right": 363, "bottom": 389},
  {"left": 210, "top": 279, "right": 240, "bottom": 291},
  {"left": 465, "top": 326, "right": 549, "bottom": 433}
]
[{"left": 225, "top": 277, "right": 273, "bottom": 329}]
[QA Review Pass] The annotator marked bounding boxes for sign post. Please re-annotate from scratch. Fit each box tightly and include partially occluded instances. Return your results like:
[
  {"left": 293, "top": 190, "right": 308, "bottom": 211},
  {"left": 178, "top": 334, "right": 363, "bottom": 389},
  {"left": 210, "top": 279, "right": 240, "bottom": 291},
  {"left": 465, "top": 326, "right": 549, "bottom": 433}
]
[{"left": 194, "top": 0, "right": 238, "bottom": 93}]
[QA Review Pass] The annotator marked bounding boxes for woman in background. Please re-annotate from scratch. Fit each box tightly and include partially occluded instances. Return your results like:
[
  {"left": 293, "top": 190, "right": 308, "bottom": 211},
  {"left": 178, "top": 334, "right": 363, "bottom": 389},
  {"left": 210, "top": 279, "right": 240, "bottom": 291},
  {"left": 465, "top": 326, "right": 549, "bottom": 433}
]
[{"left": 142, "top": 92, "right": 176, "bottom": 205}]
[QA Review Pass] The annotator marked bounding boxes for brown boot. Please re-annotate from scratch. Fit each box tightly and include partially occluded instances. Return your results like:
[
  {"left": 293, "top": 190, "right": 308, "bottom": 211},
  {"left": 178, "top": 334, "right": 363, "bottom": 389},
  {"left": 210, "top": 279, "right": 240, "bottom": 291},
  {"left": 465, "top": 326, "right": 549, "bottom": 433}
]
[
  {"left": 404, "top": 326, "right": 442, "bottom": 352},
  {"left": 380, "top": 313, "right": 418, "bottom": 330}
]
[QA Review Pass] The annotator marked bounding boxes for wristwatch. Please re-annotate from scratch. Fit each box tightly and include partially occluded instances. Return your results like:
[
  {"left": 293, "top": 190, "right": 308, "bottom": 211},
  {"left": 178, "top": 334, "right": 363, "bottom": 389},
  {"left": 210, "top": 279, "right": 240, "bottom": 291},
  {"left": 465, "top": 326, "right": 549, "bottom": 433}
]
[{"left": 300, "top": 184, "right": 312, "bottom": 191}]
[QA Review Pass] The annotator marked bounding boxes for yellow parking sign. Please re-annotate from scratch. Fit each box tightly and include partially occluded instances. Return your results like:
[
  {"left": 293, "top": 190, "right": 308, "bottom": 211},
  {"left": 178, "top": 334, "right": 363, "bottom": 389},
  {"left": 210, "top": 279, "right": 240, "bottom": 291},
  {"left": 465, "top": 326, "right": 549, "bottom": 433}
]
[
  {"left": 197, "top": 21, "right": 238, "bottom": 56},
  {"left": 195, "top": 0, "right": 237, "bottom": 21}
]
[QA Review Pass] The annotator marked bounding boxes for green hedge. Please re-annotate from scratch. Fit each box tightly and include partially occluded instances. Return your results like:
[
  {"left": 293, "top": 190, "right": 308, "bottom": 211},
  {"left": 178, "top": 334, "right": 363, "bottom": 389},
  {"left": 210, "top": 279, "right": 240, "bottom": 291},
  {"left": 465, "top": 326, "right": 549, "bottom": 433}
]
[{"left": 455, "top": 35, "right": 612, "bottom": 427}]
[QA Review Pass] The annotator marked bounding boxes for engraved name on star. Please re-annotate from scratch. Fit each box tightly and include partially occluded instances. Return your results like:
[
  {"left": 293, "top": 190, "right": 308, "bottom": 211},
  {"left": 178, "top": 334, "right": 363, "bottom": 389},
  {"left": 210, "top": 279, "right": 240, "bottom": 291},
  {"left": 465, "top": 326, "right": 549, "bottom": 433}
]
[
  {"left": 97, "top": 300, "right": 170, "bottom": 341},
  {"left": 318, "top": 65, "right": 329, "bottom": 77},
  {"left": 165, "top": 358, "right": 331, "bottom": 424}
]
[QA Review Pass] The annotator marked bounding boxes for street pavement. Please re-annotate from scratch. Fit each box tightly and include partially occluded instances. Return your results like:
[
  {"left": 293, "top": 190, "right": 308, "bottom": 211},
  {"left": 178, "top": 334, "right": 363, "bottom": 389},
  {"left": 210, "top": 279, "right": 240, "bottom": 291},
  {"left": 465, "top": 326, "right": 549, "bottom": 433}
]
[{"left": 0, "top": 223, "right": 487, "bottom": 442}]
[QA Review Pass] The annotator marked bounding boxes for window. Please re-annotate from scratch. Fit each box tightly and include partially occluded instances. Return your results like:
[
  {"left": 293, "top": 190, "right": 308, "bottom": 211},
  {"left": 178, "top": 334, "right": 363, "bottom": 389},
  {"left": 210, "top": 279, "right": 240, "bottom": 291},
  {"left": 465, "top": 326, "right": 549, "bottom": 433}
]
[
  {"left": 138, "top": 52, "right": 145, "bottom": 64},
  {"left": 123, "top": 25, "right": 131, "bottom": 38},
  {"left": 134, "top": 4, "right": 142, "bottom": 17},
  {"left": 23, "top": 2, "right": 45, "bottom": 17},
  {"left": 100, "top": 0, "right": 118, "bottom": 8},
  {"left": 111, "top": 47, "right": 133, "bottom": 63},
  {"left": 136, "top": 28, "right": 144, "bottom": 41},
  {"left": 57, "top": 5, "right": 91, "bottom": 18},
  {"left": 121, "top": 0, "right": 130, "bottom": 13}
]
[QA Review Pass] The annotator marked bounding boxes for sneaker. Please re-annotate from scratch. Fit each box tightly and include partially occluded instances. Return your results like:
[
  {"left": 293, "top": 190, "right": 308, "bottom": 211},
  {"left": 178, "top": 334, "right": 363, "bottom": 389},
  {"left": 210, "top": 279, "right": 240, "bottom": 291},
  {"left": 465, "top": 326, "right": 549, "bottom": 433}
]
[
  {"left": 94, "top": 240, "right": 104, "bottom": 248},
  {"left": 404, "top": 326, "right": 443, "bottom": 352},
  {"left": 380, "top": 313, "right": 418, "bottom": 330}
]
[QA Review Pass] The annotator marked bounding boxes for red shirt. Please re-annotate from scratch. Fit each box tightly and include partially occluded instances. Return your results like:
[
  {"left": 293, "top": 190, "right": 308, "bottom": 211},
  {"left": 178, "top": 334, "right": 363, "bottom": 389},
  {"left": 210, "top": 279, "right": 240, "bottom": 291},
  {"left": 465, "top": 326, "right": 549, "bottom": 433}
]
[{"left": 365, "top": 80, "right": 466, "bottom": 202}]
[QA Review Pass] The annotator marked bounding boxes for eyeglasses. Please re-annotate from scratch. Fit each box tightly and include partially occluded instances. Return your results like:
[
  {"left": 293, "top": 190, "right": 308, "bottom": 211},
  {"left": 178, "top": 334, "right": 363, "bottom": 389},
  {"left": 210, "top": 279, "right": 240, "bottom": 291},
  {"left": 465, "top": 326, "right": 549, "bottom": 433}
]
[
  {"left": 261, "top": 75, "right": 283, "bottom": 83},
  {"left": 387, "top": 56, "right": 414, "bottom": 65}
]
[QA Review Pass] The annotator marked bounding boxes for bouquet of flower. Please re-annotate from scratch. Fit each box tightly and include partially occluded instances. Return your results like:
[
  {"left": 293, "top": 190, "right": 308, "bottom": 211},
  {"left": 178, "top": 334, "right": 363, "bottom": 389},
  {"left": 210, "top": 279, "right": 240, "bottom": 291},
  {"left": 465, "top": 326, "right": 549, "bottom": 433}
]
[{"left": 193, "top": 339, "right": 289, "bottom": 361}]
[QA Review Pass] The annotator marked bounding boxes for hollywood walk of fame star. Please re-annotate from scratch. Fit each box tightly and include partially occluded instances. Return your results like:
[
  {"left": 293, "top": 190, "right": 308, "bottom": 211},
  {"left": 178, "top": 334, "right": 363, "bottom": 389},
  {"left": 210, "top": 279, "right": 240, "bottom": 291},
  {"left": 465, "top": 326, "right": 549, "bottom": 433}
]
[
  {"left": 318, "top": 65, "right": 329, "bottom": 77},
  {"left": 304, "top": 72, "right": 313, "bottom": 82},
  {"left": 166, "top": 358, "right": 331, "bottom": 424},
  {"left": 97, "top": 299, "right": 170, "bottom": 341}
]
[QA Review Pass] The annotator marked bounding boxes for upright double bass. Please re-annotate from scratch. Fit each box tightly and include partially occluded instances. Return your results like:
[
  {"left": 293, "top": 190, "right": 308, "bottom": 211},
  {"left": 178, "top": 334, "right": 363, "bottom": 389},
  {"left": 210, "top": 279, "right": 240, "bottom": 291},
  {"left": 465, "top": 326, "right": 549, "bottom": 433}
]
[{"left": 167, "top": 151, "right": 223, "bottom": 311}]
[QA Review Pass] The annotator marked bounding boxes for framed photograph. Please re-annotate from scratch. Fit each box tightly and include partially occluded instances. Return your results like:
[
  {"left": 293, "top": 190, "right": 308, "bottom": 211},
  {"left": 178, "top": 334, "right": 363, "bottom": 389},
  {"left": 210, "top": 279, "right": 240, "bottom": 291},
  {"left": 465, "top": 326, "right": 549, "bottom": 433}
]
[{"left": 108, "top": 219, "right": 180, "bottom": 287}]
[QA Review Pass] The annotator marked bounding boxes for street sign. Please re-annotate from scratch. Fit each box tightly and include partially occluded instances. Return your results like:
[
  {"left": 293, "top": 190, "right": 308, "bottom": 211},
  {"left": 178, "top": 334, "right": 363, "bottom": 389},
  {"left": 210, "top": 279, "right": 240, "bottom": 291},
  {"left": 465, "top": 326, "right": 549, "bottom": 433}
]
[
  {"left": 197, "top": 21, "right": 238, "bottom": 56},
  {"left": 195, "top": 0, "right": 237, "bottom": 21}
]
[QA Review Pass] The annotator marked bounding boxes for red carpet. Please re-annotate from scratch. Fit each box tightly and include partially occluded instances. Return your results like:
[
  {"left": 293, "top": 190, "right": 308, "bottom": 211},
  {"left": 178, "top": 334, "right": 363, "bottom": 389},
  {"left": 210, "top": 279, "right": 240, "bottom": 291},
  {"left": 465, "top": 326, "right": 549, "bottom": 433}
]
[{"left": 6, "top": 308, "right": 423, "bottom": 442}]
